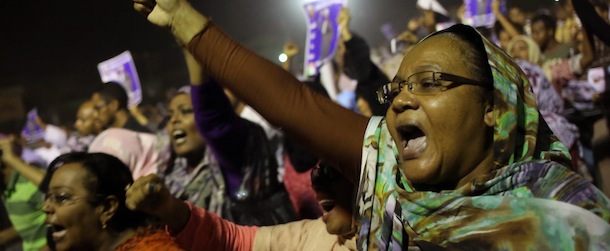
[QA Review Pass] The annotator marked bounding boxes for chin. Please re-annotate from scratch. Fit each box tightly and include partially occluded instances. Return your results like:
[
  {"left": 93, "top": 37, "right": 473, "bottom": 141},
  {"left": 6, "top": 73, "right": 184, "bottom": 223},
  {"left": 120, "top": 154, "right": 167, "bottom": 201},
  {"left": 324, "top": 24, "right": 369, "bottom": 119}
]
[
  {"left": 401, "top": 159, "right": 441, "bottom": 185},
  {"left": 326, "top": 223, "right": 352, "bottom": 236}
]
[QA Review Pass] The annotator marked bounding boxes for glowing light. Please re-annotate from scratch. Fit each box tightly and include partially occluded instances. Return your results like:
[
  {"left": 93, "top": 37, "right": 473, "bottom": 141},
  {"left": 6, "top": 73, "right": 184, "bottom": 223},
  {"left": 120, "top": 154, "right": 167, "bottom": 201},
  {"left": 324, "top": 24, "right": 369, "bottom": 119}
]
[{"left": 279, "top": 53, "right": 288, "bottom": 63}]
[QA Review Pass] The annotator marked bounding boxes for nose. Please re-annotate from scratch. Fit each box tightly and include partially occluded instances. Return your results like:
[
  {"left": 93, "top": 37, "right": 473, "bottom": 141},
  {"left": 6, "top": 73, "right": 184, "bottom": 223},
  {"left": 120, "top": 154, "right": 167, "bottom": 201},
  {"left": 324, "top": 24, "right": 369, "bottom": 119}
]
[
  {"left": 391, "top": 87, "right": 419, "bottom": 113},
  {"left": 41, "top": 199, "right": 53, "bottom": 214},
  {"left": 168, "top": 113, "right": 181, "bottom": 124}
]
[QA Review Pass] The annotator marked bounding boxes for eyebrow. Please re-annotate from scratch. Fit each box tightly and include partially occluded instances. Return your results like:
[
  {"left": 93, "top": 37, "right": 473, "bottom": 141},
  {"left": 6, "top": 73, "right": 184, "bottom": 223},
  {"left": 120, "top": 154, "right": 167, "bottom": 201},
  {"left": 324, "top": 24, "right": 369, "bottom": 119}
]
[
  {"left": 48, "top": 186, "right": 74, "bottom": 191},
  {"left": 413, "top": 64, "right": 441, "bottom": 72}
]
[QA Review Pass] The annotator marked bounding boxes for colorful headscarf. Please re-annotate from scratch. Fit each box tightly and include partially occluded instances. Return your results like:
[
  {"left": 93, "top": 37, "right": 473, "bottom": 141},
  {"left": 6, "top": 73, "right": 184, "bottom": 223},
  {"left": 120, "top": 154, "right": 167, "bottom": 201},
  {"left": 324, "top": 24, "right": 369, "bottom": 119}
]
[{"left": 355, "top": 24, "right": 610, "bottom": 250}]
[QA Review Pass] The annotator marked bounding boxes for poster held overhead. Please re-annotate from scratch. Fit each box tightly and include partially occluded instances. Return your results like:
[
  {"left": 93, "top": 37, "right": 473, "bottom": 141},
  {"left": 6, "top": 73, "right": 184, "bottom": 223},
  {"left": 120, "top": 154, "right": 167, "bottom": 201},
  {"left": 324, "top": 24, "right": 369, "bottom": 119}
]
[
  {"left": 302, "top": 0, "right": 347, "bottom": 78},
  {"left": 462, "top": 0, "right": 506, "bottom": 28},
  {"left": 97, "top": 50, "right": 143, "bottom": 107},
  {"left": 21, "top": 108, "right": 45, "bottom": 145}
]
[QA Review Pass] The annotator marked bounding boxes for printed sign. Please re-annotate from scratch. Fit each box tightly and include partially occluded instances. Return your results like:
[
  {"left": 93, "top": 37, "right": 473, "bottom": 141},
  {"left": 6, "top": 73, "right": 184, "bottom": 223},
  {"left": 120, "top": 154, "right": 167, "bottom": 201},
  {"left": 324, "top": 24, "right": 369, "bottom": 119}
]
[
  {"left": 97, "top": 50, "right": 143, "bottom": 107},
  {"left": 462, "top": 0, "right": 506, "bottom": 28},
  {"left": 302, "top": 0, "right": 347, "bottom": 77},
  {"left": 21, "top": 108, "right": 45, "bottom": 143}
]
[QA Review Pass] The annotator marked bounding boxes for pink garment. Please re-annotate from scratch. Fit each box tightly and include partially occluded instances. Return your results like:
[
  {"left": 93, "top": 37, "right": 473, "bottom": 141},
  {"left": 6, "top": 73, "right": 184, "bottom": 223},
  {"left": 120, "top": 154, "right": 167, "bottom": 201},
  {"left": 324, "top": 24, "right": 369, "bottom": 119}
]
[
  {"left": 173, "top": 202, "right": 258, "bottom": 251},
  {"left": 282, "top": 154, "right": 323, "bottom": 219},
  {"left": 173, "top": 202, "right": 355, "bottom": 251},
  {"left": 88, "top": 128, "right": 160, "bottom": 179}
]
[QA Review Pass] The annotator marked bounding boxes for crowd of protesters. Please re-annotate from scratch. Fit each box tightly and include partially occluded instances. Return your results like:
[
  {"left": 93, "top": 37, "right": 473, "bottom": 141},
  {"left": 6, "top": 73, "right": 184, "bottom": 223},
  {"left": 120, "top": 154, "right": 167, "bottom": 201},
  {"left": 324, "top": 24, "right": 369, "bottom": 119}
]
[{"left": 0, "top": 0, "right": 609, "bottom": 250}]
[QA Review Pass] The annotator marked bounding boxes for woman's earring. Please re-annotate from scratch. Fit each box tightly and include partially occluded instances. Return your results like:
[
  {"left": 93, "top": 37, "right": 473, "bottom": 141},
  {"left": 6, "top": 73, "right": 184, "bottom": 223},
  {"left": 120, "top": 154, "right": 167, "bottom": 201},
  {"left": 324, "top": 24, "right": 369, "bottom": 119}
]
[{"left": 102, "top": 220, "right": 107, "bottom": 230}]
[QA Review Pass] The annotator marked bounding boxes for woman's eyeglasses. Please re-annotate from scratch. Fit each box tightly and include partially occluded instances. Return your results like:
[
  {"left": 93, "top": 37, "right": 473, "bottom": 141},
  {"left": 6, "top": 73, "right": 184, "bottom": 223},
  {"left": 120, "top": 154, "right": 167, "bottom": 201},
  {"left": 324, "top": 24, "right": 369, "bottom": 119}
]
[
  {"left": 45, "top": 192, "right": 103, "bottom": 207},
  {"left": 376, "top": 71, "right": 489, "bottom": 104},
  {"left": 45, "top": 192, "right": 88, "bottom": 206}
]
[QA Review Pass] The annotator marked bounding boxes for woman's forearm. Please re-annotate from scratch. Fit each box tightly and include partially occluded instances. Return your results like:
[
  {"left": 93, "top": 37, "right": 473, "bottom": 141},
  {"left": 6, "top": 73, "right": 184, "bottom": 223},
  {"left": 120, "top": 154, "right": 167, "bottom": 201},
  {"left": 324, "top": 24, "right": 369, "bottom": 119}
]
[
  {"left": 173, "top": 202, "right": 257, "bottom": 251},
  {"left": 185, "top": 24, "right": 368, "bottom": 183}
]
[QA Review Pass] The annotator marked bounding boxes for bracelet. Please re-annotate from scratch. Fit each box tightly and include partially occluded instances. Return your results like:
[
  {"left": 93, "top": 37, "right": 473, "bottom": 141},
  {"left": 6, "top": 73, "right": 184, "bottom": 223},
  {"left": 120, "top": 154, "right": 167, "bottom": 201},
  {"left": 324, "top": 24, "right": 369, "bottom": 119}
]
[{"left": 193, "top": 19, "right": 214, "bottom": 39}]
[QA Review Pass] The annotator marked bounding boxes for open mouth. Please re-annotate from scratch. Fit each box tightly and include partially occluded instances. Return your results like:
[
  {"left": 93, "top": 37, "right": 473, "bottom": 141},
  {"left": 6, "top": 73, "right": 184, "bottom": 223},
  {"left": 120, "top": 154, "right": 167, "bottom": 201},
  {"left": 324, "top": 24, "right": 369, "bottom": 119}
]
[
  {"left": 318, "top": 199, "right": 336, "bottom": 212},
  {"left": 172, "top": 129, "right": 187, "bottom": 145},
  {"left": 397, "top": 125, "right": 427, "bottom": 159},
  {"left": 47, "top": 223, "right": 67, "bottom": 242}
]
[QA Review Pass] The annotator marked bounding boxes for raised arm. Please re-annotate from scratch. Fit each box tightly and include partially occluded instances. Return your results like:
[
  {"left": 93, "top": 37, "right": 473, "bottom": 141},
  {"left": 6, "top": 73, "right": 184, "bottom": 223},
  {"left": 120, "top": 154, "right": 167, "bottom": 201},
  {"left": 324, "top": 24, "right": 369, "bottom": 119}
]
[
  {"left": 491, "top": 0, "right": 522, "bottom": 38},
  {"left": 126, "top": 174, "right": 257, "bottom": 251},
  {"left": 572, "top": 0, "right": 610, "bottom": 45},
  {"left": 135, "top": 0, "right": 368, "bottom": 183},
  {"left": 183, "top": 49, "right": 249, "bottom": 186},
  {"left": 0, "top": 137, "right": 44, "bottom": 186}
]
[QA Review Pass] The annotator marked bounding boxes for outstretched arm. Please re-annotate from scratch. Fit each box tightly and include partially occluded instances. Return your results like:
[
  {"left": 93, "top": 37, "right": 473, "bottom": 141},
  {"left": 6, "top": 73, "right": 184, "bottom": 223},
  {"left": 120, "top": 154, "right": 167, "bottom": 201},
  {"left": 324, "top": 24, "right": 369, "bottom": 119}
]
[
  {"left": 0, "top": 137, "right": 44, "bottom": 186},
  {"left": 134, "top": 0, "right": 369, "bottom": 183},
  {"left": 126, "top": 174, "right": 258, "bottom": 251}
]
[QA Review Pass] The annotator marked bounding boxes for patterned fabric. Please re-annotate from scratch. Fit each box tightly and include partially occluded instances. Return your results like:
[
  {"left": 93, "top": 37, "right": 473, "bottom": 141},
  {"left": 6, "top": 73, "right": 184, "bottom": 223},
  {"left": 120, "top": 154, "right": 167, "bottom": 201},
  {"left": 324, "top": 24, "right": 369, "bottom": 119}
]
[
  {"left": 164, "top": 149, "right": 226, "bottom": 215},
  {"left": 354, "top": 25, "right": 610, "bottom": 251},
  {"left": 114, "top": 227, "right": 184, "bottom": 251},
  {"left": 516, "top": 59, "right": 580, "bottom": 150},
  {"left": 164, "top": 120, "right": 296, "bottom": 226}
]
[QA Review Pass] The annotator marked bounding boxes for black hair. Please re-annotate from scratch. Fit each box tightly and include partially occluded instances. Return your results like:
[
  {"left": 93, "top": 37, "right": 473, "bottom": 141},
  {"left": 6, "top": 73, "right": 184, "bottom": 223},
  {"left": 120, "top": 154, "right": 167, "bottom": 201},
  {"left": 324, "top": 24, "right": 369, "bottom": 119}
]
[
  {"left": 431, "top": 24, "right": 494, "bottom": 87},
  {"left": 531, "top": 13, "right": 557, "bottom": 32},
  {"left": 95, "top": 82, "right": 129, "bottom": 110},
  {"left": 41, "top": 152, "right": 148, "bottom": 232}
]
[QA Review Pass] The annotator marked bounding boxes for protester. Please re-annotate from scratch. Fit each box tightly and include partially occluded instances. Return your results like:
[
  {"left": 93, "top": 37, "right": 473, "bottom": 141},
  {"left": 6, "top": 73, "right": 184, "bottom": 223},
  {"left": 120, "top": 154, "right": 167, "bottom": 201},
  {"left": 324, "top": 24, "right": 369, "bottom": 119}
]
[
  {"left": 161, "top": 50, "right": 296, "bottom": 226},
  {"left": 338, "top": 8, "right": 389, "bottom": 117},
  {"left": 0, "top": 134, "right": 48, "bottom": 251},
  {"left": 91, "top": 82, "right": 151, "bottom": 133},
  {"left": 507, "top": 35, "right": 592, "bottom": 181},
  {"left": 126, "top": 162, "right": 358, "bottom": 251},
  {"left": 491, "top": 0, "right": 524, "bottom": 50},
  {"left": 65, "top": 100, "right": 98, "bottom": 152},
  {"left": 41, "top": 152, "right": 183, "bottom": 251},
  {"left": 133, "top": 0, "right": 610, "bottom": 249}
]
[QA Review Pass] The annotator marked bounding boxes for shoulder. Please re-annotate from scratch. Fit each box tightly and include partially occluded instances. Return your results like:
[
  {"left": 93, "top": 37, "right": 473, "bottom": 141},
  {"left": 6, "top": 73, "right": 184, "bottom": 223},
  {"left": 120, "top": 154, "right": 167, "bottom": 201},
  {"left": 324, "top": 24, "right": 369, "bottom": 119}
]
[
  {"left": 115, "top": 228, "right": 185, "bottom": 251},
  {"left": 506, "top": 160, "right": 610, "bottom": 221}
]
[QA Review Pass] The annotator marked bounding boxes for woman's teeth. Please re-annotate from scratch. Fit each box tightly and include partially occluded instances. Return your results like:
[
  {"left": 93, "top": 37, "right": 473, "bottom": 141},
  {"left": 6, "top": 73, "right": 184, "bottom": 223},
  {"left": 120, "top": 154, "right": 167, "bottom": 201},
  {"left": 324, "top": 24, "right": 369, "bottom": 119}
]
[
  {"left": 47, "top": 224, "right": 67, "bottom": 241},
  {"left": 172, "top": 130, "right": 187, "bottom": 144}
]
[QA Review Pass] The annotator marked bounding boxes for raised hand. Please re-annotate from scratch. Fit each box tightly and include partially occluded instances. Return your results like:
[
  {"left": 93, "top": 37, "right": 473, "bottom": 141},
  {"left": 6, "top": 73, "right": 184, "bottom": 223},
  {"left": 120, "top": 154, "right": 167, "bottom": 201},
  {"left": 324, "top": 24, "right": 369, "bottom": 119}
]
[
  {"left": 125, "top": 174, "right": 171, "bottom": 217},
  {"left": 133, "top": 0, "right": 208, "bottom": 45},
  {"left": 133, "top": 0, "right": 177, "bottom": 27},
  {"left": 283, "top": 42, "right": 299, "bottom": 58}
]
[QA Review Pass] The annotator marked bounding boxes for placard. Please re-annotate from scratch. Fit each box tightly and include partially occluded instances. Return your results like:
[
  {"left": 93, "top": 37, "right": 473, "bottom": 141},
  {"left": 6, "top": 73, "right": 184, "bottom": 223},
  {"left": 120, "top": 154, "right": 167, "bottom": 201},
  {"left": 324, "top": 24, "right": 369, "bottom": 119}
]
[
  {"left": 302, "top": 0, "right": 347, "bottom": 77},
  {"left": 97, "top": 50, "right": 143, "bottom": 107},
  {"left": 462, "top": 0, "right": 506, "bottom": 28}
]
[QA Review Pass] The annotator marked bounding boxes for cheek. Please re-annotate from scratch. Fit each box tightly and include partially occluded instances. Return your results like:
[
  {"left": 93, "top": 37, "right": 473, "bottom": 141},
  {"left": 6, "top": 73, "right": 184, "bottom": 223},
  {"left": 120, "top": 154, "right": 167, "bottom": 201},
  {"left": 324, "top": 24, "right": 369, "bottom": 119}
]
[{"left": 425, "top": 95, "right": 481, "bottom": 145}]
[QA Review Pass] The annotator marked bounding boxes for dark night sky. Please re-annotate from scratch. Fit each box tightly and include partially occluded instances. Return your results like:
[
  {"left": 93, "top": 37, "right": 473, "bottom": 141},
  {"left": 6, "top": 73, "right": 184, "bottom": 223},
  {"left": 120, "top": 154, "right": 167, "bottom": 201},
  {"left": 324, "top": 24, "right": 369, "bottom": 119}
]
[{"left": 0, "top": 0, "right": 554, "bottom": 126}]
